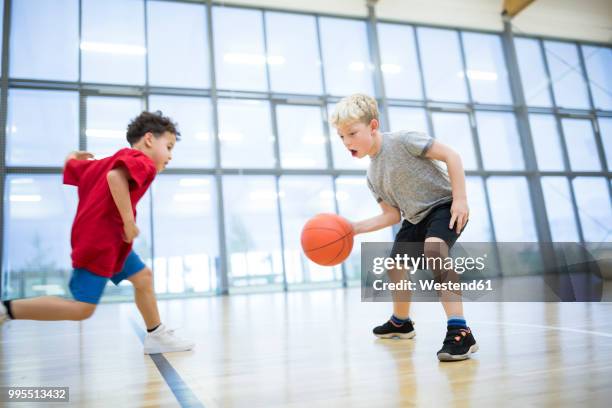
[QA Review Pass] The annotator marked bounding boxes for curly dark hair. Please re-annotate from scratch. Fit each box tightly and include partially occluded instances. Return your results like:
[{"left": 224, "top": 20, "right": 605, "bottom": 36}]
[{"left": 126, "top": 111, "right": 181, "bottom": 146}]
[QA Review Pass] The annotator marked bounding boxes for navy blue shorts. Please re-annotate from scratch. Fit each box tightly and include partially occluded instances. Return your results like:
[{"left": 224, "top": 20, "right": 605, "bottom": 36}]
[
  {"left": 390, "top": 201, "right": 468, "bottom": 259},
  {"left": 69, "top": 251, "right": 147, "bottom": 304}
]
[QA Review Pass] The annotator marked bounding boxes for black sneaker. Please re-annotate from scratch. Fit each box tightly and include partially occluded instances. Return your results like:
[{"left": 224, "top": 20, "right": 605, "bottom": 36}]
[
  {"left": 373, "top": 317, "right": 416, "bottom": 339},
  {"left": 437, "top": 326, "right": 478, "bottom": 361}
]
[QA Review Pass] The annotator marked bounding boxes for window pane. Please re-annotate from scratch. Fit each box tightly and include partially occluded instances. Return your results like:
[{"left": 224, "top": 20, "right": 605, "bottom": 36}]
[
  {"left": 544, "top": 41, "right": 590, "bottom": 110},
  {"left": 598, "top": 117, "right": 612, "bottom": 170},
  {"left": 147, "top": 1, "right": 209, "bottom": 88},
  {"left": 213, "top": 7, "right": 267, "bottom": 92},
  {"left": 541, "top": 177, "right": 580, "bottom": 242},
  {"left": 572, "top": 177, "right": 612, "bottom": 242},
  {"left": 514, "top": 38, "right": 552, "bottom": 107},
  {"left": 431, "top": 112, "right": 478, "bottom": 170},
  {"left": 319, "top": 17, "right": 374, "bottom": 96},
  {"left": 476, "top": 111, "right": 524, "bottom": 170},
  {"left": 223, "top": 176, "right": 283, "bottom": 290},
  {"left": 6, "top": 89, "right": 79, "bottom": 167},
  {"left": 278, "top": 176, "right": 341, "bottom": 285},
  {"left": 582, "top": 45, "right": 612, "bottom": 111},
  {"left": 81, "top": 0, "right": 145, "bottom": 85},
  {"left": 86, "top": 96, "right": 143, "bottom": 159},
  {"left": 529, "top": 114, "right": 565, "bottom": 171},
  {"left": 561, "top": 118, "right": 601, "bottom": 171},
  {"left": 387, "top": 107, "right": 428, "bottom": 133},
  {"left": 486, "top": 177, "right": 538, "bottom": 241},
  {"left": 328, "top": 103, "right": 369, "bottom": 170},
  {"left": 218, "top": 99, "right": 275, "bottom": 168},
  {"left": 3, "top": 175, "right": 77, "bottom": 299},
  {"left": 277, "top": 105, "right": 327, "bottom": 169},
  {"left": 335, "top": 177, "right": 393, "bottom": 281},
  {"left": 458, "top": 177, "right": 493, "bottom": 242},
  {"left": 265, "top": 12, "right": 323, "bottom": 95},
  {"left": 417, "top": 27, "right": 468, "bottom": 103},
  {"left": 149, "top": 95, "right": 214, "bottom": 168},
  {"left": 461, "top": 32, "right": 512, "bottom": 104},
  {"left": 10, "top": 0, "right": 78, "bottom": 81},
  {"left": 152, "top": 176, "right": 219, "bottom": 294},
  {"left": 487, "top": 177, "right": 542, "bottom": 276},
  {"left": 377, "top": 23, "right": 422, "bottom": 100}
]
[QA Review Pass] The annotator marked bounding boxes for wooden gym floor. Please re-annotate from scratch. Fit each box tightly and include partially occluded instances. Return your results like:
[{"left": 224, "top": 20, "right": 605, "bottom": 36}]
[{"left": 1, "top": 288, "right": 611, "bottom": 407}]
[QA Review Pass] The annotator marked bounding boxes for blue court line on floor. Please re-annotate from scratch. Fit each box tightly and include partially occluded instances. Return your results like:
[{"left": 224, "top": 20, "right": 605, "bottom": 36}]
[{"left": 130, "top": 319, "right": 205, "bottom": 408}]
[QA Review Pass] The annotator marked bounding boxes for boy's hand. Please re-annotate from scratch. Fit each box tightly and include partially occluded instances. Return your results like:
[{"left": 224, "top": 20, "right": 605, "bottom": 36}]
[
  {"left": 66, "top": 151, "right": 94, "bottom": 161},
  {"left": 449, "top": 199, "right": 469, "bottom": 234},
  {"left": 122, "top": 220, "right": 140, "bottom": 243}
]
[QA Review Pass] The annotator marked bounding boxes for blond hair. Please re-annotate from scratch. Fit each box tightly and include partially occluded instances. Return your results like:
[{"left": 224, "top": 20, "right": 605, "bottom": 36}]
[{"left": 330, "top": 93, "right": 379, "bottom": 128}]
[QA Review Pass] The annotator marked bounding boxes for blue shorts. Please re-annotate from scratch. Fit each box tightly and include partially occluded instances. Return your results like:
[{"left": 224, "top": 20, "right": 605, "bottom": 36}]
[{"left": 69, "top": 251, "right": 147, "bottom": 304}]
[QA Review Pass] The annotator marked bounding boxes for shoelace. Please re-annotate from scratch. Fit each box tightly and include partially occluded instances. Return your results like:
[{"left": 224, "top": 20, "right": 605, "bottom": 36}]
[
  {"left": 154, "top": 326, "right": 179, "bottom": 337},
  {"left": 388, "top": 318, "right": 415, "bottom": 328},
  {"left": 443, "top": 329, "right": 467, "bottom": 345}
]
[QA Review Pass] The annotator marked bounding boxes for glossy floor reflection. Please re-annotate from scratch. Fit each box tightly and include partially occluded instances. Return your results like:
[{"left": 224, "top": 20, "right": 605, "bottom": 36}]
[{"left": 2, "top": 288, "right": 611, "bottom": 407}]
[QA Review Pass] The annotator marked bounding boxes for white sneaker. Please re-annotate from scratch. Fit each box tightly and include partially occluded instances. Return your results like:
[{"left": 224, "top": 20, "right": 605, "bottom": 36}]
[
  {"left": 0, "top": 302, "right": 9, "bottom": 324},
  {"left": 143, "top": 324, "right": 195, "bottom": 354}
]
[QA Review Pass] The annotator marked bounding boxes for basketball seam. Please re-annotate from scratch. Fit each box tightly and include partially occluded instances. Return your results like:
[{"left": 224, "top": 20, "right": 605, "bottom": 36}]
[
  {"left": 325, "top": 235, "right": 347, "bottom": 265},
  {"left": 303, "top": 231, "right": 353, "bottom": 252},
  {"left": 302, "top": 226, "right": 353, "bottom": 235}
]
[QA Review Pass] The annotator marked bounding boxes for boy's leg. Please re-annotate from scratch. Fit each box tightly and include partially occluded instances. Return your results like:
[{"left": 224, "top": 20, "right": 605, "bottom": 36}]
[
  {"left": 388, "top": 265, "right": 412, "bottom": 318},
  {"left": 389, "top": 220, "right": 421, "bottom": 319},
  {"left": 113, "top": 251, "right": 194, "bottom": 354},
  {"left": 423, "top": 237, "right": 477, "bottom": 361},
  {"left": 112, "top": 252, "right": 160, "bottom": 331},
  {"left": 422, "top": 203, "right": 477, "bottom": 361},
  {"left": 373, "top": 264, "right": 416, "bottom": 339},
  {"left": 127, "top": 267, "right": 161, "bottom": 331},
  {"left": 8, "top": 297, "right": 96, "bottom": 321},
  {"left": 423, "top": 237, "right": 464, "bottom": 316},
  {"left": 2, "top": 267, "right": 106, "bottom": 322},
  {"left": 372, "top": 221, "right": 419, "bottom": 339}
]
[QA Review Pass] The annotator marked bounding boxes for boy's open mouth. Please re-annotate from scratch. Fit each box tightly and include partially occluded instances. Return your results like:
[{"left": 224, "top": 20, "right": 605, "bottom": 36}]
[{"left": 350, "top": 149, "right": 357, "bottom": 157}]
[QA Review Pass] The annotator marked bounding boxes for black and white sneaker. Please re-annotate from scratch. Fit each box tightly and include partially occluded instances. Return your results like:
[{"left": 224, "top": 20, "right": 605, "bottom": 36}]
[
  {"left": 437, "top": 327, "right": 478, "bottom": 361},
  {"left": 373, "top": 317, "right": 416, "bottom": 339}
]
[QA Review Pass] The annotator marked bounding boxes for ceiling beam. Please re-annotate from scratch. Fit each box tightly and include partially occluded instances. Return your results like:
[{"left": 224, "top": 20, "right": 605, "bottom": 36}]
[{"left": 502, "top": 0, "right": 536, "bottom": 18}]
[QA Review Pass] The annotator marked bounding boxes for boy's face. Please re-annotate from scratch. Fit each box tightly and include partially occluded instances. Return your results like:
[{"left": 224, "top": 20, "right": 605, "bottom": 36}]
[
  {"left": 143, "top": 131, "right": 176, "bottom": 173},
  {"left": 336, "top": 119, "right": 379, "bottom": 159}
]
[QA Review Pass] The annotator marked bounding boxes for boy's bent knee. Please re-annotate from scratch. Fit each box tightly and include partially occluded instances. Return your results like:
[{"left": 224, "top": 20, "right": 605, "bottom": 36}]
[
  {"left": 129, "top": 267, "right": 154, "bottom": 290},
  {"left": 423, "top": 239, "right": 448, "bottom": 260},
  {"left": 74, "top": 302, "right": 96, "bottom": 320}
]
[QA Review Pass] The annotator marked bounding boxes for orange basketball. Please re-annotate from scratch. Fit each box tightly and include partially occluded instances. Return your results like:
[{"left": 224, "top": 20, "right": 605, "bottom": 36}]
[{"left": 301, "top": 213, "right": 354, "bottom": 266}]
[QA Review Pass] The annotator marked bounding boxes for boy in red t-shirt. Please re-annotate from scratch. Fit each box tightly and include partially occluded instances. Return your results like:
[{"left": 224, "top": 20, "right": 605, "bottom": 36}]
[{"left": 1, "top": 111, "right": 194, "bottom": 355}]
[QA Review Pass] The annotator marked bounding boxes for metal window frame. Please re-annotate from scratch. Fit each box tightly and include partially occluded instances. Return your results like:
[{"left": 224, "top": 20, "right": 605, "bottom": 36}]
[
  {"left": 1, "top": 0, "right": 611, "bottom": 299},
  {"left": 0, "top": 0, "right": 11, "bottom": 298}
]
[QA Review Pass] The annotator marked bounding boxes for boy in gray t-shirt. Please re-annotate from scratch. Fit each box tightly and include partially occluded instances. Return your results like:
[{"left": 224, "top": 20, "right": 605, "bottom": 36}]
[{"left": 331, "top": 94, "right": 477, "bottom": 361}]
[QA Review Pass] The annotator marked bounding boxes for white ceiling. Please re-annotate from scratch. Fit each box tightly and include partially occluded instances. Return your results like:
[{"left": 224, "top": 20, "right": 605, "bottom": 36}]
[{"left": 214, "top": 0, "right": 612, "bottom": 43}]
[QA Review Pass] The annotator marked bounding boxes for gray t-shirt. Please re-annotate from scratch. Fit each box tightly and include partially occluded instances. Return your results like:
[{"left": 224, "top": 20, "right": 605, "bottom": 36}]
[{"left": 366, "top": 130, "right": 453, "bottom": 224}]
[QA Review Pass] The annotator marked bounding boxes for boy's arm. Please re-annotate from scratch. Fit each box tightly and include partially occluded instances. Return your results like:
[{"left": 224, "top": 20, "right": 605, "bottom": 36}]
[
  {"left": 424, "top": 140, "right": 469, "bottom": 234},
  {"left": 107, "top": 167, "right": 139, "bottom": 243},
  {"left": 63, "top": 151, "right": 93, "bottom": 169},
  {"left": 63, "top": 151, "right": 94, "bottom": 186},
  {"left": 352, "top": 200, "right": 401, "bottom": 235}
]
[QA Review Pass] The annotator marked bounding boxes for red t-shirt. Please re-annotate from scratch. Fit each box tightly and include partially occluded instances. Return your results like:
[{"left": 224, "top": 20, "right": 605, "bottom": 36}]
[{"left": 63, "top": 148, "right": 157, "bottom": 277}]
